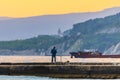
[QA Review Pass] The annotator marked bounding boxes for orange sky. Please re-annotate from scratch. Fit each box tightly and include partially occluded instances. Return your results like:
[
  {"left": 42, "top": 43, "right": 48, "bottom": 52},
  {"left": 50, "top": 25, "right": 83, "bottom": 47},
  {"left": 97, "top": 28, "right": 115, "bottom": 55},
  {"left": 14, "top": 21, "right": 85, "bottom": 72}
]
[{"left": 0, "top": 0, "right": 120, "bottom": 18}]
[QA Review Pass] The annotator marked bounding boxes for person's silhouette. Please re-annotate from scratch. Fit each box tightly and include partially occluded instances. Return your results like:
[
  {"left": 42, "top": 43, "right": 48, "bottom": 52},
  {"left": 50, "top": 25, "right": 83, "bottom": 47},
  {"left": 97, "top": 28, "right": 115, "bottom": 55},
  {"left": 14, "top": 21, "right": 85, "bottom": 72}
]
[{"left": 51, "top": 46, "right": 57, "bottom": 63}]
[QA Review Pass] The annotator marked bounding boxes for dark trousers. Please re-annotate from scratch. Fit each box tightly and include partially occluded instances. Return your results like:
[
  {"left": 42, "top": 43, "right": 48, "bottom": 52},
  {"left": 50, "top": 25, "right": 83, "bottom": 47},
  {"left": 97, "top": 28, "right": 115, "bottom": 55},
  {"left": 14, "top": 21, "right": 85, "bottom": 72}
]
[{"left": 51, "top": 55, "right": 56, "bottom": 63}]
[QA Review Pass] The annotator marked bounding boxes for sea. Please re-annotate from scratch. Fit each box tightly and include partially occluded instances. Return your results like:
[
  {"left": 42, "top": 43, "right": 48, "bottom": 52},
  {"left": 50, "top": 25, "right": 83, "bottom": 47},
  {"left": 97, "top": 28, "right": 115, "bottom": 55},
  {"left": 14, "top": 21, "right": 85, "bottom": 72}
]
[
  {"left": 0, "top": 75, "right": 66, "bottom": 80},
  {"left": 0, "top": 75, "right": 118, "bottom": 80}
]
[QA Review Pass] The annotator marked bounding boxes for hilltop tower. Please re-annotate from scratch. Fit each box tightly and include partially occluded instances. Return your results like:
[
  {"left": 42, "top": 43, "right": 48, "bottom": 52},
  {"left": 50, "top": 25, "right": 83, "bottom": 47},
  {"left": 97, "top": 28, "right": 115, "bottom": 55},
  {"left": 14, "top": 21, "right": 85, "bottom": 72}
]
[{"left": 58, "top": 28, "right": 63, "bottom": 37}]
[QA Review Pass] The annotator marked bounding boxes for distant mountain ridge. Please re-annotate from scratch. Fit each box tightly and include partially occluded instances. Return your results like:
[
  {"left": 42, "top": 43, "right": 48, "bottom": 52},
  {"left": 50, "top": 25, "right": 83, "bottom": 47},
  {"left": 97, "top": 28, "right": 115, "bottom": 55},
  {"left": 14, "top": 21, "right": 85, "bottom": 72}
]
[
  {"left": 0, "top": 17, "right": 13, "bottom": 21},
  {"left": 0, "top": 7, "right": 120, "bottom": 40}
]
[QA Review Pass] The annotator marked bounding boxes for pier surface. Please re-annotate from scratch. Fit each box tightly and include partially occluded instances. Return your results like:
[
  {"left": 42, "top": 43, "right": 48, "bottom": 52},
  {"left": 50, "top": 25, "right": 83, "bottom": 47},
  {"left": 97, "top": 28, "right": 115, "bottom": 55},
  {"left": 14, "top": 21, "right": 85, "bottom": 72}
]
[
  {"left": 0, "top": 56, "right": 120, "bottom": 79},
  {"left": 0, "top": 62, "right": 120, "bottom": 79}
]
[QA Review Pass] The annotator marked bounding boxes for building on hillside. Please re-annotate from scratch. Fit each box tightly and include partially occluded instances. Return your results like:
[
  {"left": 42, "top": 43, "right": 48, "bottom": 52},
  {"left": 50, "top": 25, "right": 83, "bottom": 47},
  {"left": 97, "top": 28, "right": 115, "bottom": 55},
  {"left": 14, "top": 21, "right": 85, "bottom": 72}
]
[{"left": 58, "top": 28, "right": 63, "bottom": 37}]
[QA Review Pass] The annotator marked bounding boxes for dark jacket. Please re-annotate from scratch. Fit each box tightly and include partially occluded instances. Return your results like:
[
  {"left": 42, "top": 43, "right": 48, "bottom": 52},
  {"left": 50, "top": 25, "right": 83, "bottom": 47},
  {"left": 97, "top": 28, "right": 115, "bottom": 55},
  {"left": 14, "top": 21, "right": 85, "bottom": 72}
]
[{"left": 51, "top": 48, "right": 57, "bottom": 56}]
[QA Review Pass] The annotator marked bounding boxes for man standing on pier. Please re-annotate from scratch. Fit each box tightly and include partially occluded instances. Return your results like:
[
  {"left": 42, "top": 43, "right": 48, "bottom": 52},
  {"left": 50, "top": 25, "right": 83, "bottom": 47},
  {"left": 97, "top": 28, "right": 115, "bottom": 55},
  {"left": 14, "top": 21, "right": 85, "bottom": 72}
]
[{"left": 51, "top": 46, "right": 57, "bottom": 63}]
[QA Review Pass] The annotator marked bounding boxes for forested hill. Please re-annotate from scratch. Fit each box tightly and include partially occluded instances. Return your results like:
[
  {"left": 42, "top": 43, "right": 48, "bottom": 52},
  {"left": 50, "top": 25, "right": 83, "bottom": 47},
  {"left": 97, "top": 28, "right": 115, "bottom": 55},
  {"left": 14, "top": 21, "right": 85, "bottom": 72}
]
[
  {"left": 0, "top": 35, "right": 60, "bottom": 50},
  {"left": 67, "top": 13, "right": 120, "bottom": 53},
  {"left": 1, "top": 13, "right": 120, "bottom": 55},
  {"left": 71, "top": 13, "right": 120, "bottom": 35}
]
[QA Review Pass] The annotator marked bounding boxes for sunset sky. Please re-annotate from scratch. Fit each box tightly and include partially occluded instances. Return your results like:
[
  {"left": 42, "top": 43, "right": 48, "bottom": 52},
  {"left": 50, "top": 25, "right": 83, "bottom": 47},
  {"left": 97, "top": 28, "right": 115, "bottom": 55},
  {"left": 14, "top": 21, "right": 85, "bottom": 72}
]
[{"left": 0, "top": 0, "right": 120, "bottom": 18}]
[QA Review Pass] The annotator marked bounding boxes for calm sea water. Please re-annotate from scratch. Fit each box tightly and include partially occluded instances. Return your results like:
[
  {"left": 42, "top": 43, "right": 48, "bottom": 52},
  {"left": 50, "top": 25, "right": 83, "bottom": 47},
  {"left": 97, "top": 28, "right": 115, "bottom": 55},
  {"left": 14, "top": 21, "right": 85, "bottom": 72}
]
[
  {"left": 0, "top": 76, "right": 57, "bottom": 80},
  {"left": 0, "top": 75, "right": 90, "bottom": 80},
  {"left": 0, "top": 76, "right": 118, "bottom": 80}
]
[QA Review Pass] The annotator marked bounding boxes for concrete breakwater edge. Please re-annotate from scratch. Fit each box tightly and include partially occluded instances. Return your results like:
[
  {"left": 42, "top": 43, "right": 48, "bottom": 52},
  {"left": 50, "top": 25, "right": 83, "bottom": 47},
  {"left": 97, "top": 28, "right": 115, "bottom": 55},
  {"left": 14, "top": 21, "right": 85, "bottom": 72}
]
[{"left": 0, "top": 63, "right": 120, "bottom": 79}]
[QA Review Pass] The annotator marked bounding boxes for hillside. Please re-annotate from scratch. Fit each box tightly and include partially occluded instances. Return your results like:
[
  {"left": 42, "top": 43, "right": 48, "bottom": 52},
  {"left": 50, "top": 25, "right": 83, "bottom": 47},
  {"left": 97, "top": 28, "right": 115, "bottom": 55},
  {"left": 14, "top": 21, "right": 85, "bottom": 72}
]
[
  {"left": 66, "top": 13, "right": 120, "bottom": 54},
  {"left": 0, "top": 35, "right": 61, "bottom": 55},
  {"left": 1, "top": 11, "right": 120, "bottom": 55},
  {"left": 0, "top": 34, "right": 79, "bottom": 55}
]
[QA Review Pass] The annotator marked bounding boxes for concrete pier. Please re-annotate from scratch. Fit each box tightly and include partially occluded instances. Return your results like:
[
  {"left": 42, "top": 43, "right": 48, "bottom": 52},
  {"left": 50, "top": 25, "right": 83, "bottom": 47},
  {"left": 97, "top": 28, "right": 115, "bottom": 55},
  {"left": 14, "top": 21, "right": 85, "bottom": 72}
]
[{"left": 0, "top": 63, "right": 120, "bottom": 79}]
